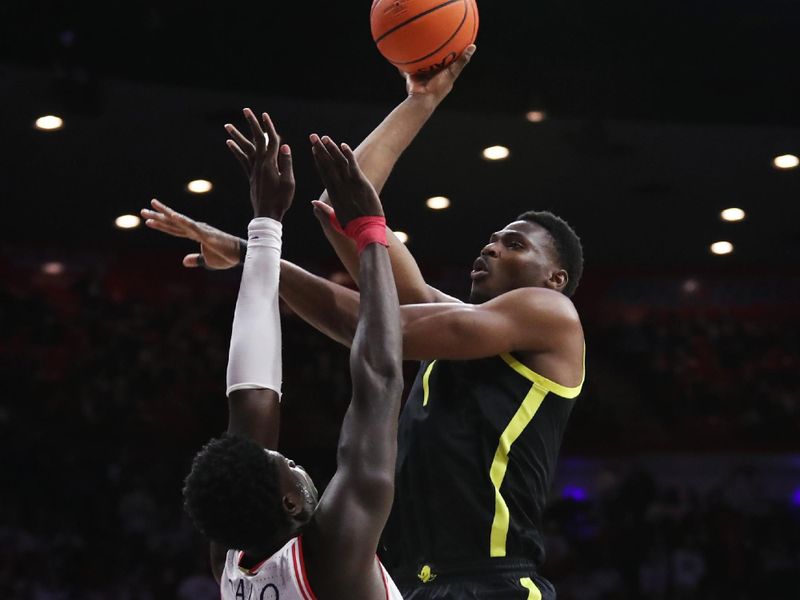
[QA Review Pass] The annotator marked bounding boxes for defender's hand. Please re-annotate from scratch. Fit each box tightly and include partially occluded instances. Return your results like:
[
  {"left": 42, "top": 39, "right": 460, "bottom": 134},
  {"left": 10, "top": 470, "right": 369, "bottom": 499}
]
[
  {"left": 404, "top": 44, "right": 476, "bottom": 101},
  {"left": 141, "top": 199, "right": 242, "bottom": 269},
  {"left": 225, "top": 108, "right": 295, "bottom": 221},
  {"left": 310, "top": 134, "right": 383, "bottom": 228}
]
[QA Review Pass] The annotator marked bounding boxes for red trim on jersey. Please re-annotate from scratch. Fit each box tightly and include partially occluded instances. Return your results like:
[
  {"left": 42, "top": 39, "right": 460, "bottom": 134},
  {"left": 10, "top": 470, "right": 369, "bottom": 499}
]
[
  {"left": 237, "top": 550, "right": 270, "bottom": 575},
  {"left": 296, "top": 535, "right": 318, "bottom": 600},
  {"left": 290, "top": 541, "right": 312, "bottom": 600},
  {"left": 377, "top": 557, "right": 391, "bottom": 600}
]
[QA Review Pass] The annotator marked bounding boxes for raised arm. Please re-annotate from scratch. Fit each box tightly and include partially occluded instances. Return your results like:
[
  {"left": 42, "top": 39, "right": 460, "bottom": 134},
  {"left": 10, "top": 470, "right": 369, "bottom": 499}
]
[
  {"left": 223, "top": 107, "right": 295, "bottom": 447},
  {"left": 312, "top": 45, "right": 476, "bottom": 305},
  {"left": 209, "top": 107, "right": 295, "bottom": 582},
  {"left": 301, "top": 136, "right": 404, "bottom": 590}
]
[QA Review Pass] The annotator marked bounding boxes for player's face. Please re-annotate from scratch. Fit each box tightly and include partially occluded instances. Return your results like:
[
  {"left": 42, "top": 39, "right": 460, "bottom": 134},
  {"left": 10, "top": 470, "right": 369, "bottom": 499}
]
[
  {"left": 270, "top": 451, "right": 320, "bottom": 520},
  {"left": 469, "top": 220, "right": 564, "bottom": 303}
]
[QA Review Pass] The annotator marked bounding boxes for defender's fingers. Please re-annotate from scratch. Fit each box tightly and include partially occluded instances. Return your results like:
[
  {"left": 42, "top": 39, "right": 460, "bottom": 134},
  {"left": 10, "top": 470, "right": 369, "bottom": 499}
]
[
  {"left": 226, "top": 140, "right": 251, "bottom": 174},
  {"left": 339, "top": 143, "right": 361, "bottom": 177},
  {"left": 225, "top": 124, "right": 255, "bottom": 156},
  {"left": 243, "top": 107, "right": 266, "bottom": 151},
  {"left": 310, "top": 134, "right": 336, "bottom": 174},
  {"left": 277, "top": 144, "right": 294, "bottom": 184},
  {"left": 320, "top": 136, "right": 349, "bottom": 172},
  {"left": 261, "top": 112, "right": 281, "bottom": 158}
]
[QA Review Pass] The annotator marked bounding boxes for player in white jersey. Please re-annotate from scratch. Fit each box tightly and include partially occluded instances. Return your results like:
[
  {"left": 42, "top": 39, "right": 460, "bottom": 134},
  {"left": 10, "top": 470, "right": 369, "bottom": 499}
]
[
  {"left": 175, "top": 108, "right": 404, "bottom": 599},
  {"left": 221, "top": 537, "right": 399, "bottom": 600}
]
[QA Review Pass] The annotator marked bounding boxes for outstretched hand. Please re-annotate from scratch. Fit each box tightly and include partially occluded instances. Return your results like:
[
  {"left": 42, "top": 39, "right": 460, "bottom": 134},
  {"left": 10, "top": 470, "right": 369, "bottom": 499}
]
[
  {"left": 404, "top": 44, "right": 476, "bottom": 100},
  {"left": 225, "top": 108, "right": 295, "bottom": 221},
  {"left": 310, "top": 134, "right": 383, "bottom": 228},
  {"left": 141, "top": 199, "right": 242, "bottom": 269}
]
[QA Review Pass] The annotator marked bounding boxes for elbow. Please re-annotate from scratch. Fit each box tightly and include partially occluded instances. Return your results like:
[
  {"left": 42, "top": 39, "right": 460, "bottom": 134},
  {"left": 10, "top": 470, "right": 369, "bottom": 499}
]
[
  {"left": 351, "top": 361, "right": 405, "bottom": 399},
  {"left": 397, "top": 286, "right": 438, "bottom": 306},
  {"left": 351, "top": 332, "right": 404, "bottom": 386}
]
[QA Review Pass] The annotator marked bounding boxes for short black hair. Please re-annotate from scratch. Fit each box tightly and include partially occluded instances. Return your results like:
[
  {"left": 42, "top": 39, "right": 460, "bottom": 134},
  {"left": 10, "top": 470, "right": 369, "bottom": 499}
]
[
  {"left": 182, "top": 433, "right": 285, "bottom": 551},
  {"left": 516, "top": 210, "right": 584, "bottom": 297}
]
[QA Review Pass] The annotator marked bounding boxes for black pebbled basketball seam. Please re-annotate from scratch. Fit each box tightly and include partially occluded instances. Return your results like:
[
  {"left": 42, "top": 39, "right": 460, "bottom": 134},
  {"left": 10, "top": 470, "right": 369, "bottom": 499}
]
[{"left": 373, "top": 0, "right": 464, "bottom": 45}]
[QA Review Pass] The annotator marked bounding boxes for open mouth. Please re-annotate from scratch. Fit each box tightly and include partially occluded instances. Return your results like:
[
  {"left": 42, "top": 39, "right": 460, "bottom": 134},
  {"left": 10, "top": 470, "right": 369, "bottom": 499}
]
[{"left": 471, "top": 257, "right": 489, "bottom": 280}]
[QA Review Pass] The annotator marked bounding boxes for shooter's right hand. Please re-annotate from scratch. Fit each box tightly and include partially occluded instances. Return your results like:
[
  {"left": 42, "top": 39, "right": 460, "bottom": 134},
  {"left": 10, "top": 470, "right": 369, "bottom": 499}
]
[{"left": 404, "top": 43, "right": 476, "bottom": 103}]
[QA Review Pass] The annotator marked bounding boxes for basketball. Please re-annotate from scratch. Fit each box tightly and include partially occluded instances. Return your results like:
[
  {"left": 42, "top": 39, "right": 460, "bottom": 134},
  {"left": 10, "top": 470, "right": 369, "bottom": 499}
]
[{"left": 370, "top": 0, "right": 479, "bottom": 75}]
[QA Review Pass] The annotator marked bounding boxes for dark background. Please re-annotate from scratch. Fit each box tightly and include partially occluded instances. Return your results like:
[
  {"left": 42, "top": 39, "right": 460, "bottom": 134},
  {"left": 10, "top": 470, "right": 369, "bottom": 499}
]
[{"left": 1, "top": 1, "right": 799, "bottom": 598}]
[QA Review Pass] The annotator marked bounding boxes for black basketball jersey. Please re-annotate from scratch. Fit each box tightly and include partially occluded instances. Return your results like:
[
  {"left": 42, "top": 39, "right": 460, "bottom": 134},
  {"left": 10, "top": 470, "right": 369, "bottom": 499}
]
[{"left": 380, "top": 350, "right": 584, "bottom": 574}]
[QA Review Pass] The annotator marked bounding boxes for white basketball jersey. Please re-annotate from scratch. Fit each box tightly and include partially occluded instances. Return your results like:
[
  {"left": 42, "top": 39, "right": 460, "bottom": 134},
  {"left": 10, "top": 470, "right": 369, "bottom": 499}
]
[{"left": 221, "top": 535, "right": 403, "bottom": 600}]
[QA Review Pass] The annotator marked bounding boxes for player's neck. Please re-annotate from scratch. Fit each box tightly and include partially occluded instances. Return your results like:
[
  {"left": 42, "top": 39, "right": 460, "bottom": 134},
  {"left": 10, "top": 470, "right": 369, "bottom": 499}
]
[{"left": 241, "top": 523, "right": 305, "bottom": 565}]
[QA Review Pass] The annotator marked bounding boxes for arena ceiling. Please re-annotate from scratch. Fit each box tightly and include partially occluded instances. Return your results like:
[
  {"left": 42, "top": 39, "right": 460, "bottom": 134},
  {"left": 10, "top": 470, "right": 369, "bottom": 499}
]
[{"left": 2, "top": 0, "right": 799, "bottom": 271}]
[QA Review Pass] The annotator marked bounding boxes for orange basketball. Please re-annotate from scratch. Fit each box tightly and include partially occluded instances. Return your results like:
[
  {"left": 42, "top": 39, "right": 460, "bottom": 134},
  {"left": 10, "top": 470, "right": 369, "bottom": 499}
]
[{"left": 370, "top": 0, "right": 479, "bottom": 75}]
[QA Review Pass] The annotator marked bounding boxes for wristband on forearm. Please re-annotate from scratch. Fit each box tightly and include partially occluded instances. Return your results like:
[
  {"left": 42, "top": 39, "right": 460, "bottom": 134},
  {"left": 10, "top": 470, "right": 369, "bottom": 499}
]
[
  {"left": 328, "top": 210, "right": 389, "bottom": 254},
  {"left": 344, "top": 216, "right": 389, "bottom": 254}
]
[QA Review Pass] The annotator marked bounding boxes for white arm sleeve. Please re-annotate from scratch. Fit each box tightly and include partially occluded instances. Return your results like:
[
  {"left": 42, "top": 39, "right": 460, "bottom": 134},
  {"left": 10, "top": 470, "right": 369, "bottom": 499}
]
[{"left": 226, "top": 217, "right": 283, "bottom": 398}]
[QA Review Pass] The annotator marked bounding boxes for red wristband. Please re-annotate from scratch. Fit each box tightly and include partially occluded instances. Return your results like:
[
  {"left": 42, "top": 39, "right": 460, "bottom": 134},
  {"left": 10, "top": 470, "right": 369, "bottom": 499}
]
[{"left": 344, "top": 216, "right": 389, "bottom": 254}]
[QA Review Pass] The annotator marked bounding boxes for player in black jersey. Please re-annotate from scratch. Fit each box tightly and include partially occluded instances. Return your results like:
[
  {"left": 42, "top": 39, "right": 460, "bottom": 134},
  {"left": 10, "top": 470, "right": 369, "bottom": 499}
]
[{"left": 145, "top": 45, "right": 584, "bottom": 599}]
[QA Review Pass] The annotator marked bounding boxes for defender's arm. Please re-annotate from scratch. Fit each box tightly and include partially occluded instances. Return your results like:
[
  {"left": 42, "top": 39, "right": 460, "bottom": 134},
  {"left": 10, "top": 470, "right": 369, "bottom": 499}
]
[
  {"left": 300, "top": 137, "right": 403, "bottom": 592},
  {"left": 208, "top": 108, "right": 295, "bottom": 582}
]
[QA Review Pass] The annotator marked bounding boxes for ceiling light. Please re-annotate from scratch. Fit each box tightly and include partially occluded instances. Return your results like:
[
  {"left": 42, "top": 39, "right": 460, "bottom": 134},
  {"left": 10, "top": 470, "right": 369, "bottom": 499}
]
[
  {"left": 682, "top": 278, "right": 700, "bottom": 294},
  {"left": 773, "top": 154, "right": 799, "bottom": 169},
  {"left": 426, "top": 196, "right": 450, "bottom": 210},
  {"left": 525, "top": 110, "right": 546, "bottom": 123},
  {"left": 720, "top": 208, "right": 745, "bottom": 222},
  {"left": 710, "top": 241, "right": 733, "bottom": 255},
  {"left": 394, "top": 230, "right": 409, "bottom": 244},
  {"left": 35, "top": 115, "right": 63, "bottom": 131},
  {"left": 42, "top": 262, "right": 65, "bottom": 275},
  {"left": 482, "top": 146, "right": 510, "bottom": 161},
  {"left": 186, "top": 179, "right": 213, "bottom": 194},
  {"left": 115, "top": 214, "right": 141, "bottom": 229}
]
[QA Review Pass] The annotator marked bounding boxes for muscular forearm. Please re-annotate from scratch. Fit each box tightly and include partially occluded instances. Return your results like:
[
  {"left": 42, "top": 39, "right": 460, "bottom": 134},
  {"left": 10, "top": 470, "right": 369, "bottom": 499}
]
[
  {"left": 319, "top": 95, "right": 442, "bottom": 304},
  {"left": 330, "top": 94, "right": 439, "bottom": 200},
  {"left": 351, "top": 245, "right": 402, "bottom": 381},
  {"left": 278, "top": 259, "right": 359, "bottom": 347}
]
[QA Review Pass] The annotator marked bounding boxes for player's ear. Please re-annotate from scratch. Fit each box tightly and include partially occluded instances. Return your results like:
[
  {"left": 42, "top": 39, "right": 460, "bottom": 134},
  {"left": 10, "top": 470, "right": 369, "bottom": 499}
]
[
  {"left": 282, "top": 494, "right": 302, "bottom": 517},
  {"left": 547, "top": 269, "right": 568, "bottom": 292}
]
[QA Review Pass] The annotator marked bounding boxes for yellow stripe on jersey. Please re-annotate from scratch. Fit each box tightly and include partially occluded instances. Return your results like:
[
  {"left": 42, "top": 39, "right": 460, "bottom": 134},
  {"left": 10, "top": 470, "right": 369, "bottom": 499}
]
[
  {"left": 498, "top": 345, "right": 585, "bottom": 399},
  {"left": 489, "top": 382, "right": 548, "bottom": 557},
  {"left": 422, "top": 360, "right": 437, "bottom": 406},
  {"left": 520, "top": 577, "right": 542, "bottom": 600}
]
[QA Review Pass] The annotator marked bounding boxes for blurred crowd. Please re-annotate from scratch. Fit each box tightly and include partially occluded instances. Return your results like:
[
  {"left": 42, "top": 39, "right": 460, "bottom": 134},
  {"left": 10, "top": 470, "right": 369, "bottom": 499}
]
[
  {"left": 1, "top": 254, "right": 798, "bottom": 598},
  {"left": 542, "top": 461, "right": 799, "bottom": 599}
]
